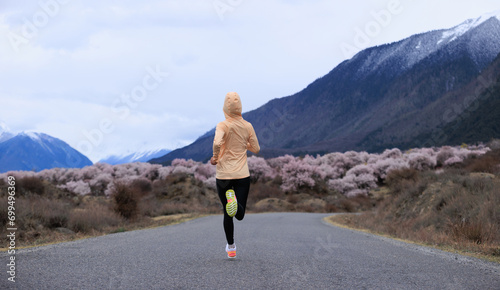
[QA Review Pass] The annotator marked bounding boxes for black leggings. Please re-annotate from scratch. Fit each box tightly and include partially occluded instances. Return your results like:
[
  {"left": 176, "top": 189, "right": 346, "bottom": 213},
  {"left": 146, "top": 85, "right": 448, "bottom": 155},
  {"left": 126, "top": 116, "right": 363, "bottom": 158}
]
[{"left": 216, "top": 177, "right": 250, "bottom": 245}]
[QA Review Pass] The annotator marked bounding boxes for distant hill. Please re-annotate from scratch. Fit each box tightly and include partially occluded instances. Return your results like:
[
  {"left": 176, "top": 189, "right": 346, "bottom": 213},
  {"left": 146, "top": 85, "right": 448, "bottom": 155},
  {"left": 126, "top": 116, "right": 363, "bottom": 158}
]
[
  {"left": 99, "top": 148, "right": 171, "bottom": 165},
  {"left": 0, "top": 132, "right": 93, "bottom": 172},
  {"left": 152, "top": 12, "right": 500, "bottom": 164}
]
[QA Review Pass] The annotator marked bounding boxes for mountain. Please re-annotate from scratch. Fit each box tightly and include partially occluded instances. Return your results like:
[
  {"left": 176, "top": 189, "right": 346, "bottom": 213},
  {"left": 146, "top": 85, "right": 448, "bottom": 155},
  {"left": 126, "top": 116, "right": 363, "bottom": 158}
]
[
  {"left": 152, "top": 12, "right": 500, "bottom": 163},
  {"left": 408, "top": 53, "right": 500, "bottom": 147},
  {"left": 99, "top": 148, "right": 171, "bottom": 165},
  {"left": 0, "top": 132, "right": 93, "bottom": 172}
]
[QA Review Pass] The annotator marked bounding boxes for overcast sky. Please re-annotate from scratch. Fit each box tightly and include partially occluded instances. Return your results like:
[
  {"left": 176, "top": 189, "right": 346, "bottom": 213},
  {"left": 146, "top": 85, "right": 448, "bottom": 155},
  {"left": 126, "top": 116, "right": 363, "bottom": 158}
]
[{"left": 0, "top": 0, "right": 499, "bottom": 162}]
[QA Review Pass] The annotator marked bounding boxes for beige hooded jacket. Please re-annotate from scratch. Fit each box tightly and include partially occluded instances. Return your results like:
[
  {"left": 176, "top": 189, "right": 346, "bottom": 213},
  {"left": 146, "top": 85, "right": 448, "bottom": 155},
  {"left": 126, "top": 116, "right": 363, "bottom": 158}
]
[{"left": 212, "top": 92, "right": 260, "bottom": 179}]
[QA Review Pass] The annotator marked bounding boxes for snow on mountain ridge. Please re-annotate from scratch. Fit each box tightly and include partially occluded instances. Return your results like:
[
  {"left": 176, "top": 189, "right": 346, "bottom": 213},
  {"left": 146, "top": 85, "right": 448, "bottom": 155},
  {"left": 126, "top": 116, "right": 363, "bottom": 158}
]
[
  {"left": 353, "top": 10, "right": 500, "bottom": 79},
  {"left": 99, "top": 148, "right": 171, "bottom": 165},
  {"left": 438, "top": 10, "right": 500, "bottom": 45},
  {"left": 130, "top": 148, "right": 167, "bottom": 160},
  {"left": 19, "top": 132, "right": 58, "bottom": 155},
  {"left": 23, "top": 131, "right": 41, "bottom": 141}
]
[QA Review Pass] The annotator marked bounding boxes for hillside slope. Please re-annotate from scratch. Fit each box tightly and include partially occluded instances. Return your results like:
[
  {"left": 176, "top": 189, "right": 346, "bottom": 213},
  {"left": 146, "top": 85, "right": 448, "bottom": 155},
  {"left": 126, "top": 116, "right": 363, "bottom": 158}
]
[
  {"left": 362, "top": 51, "right": 500, "bottom": 150},
  {"left": 409, "top": 53, "right": 500, "bottom": 147}
]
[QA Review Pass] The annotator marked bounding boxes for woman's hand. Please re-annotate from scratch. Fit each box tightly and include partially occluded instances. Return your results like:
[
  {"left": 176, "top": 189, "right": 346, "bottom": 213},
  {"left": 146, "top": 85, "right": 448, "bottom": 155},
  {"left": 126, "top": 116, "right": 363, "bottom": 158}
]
[{"left": 210, "top": 157, "right": 217, "bottom": 165}]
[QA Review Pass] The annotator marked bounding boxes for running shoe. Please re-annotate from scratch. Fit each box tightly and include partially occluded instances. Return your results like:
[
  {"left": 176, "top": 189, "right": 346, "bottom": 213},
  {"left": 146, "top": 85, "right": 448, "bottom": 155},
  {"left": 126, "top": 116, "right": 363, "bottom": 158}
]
[
  {"left": 226, "top": 244, "right": 236, "bottom": 258},
  {"left": 225, "top": 189, "right": 237, "bottom": 217}
]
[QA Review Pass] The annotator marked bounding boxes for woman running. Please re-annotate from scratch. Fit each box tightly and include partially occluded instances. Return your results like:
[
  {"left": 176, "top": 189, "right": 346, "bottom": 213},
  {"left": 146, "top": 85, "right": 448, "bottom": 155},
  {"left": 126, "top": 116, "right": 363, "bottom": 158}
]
[{"left": 210, "top": 92, "right": 260, "bottom": 259}]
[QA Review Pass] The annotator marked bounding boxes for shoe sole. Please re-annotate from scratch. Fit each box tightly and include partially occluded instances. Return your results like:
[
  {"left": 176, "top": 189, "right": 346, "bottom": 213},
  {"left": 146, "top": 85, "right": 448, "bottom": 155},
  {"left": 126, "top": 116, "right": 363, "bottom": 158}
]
[{"left": 225, "top": 189, "right": 237, "bottom": 217}]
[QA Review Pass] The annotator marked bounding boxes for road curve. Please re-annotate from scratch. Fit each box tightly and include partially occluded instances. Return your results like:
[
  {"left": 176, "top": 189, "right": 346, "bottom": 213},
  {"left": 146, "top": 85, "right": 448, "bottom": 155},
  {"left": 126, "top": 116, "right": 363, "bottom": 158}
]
[{"left": 2, "top": 213, "right": 499, "bottom": 289}]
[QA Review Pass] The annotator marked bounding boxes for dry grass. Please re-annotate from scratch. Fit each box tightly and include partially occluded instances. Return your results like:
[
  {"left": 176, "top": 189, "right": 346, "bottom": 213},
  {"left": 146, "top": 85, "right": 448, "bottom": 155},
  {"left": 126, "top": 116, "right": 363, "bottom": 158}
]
[
  {"left": 0, "top": 196, "right": 71, "bottom": 247},
  {"left": 464, "top": 148, "right": 500, "bottom": 174},
  {"left": 0, "top": 213, "right": 203, "bottom": 251},
  {"left": 68, "top": 203, "right": 123, "bottom": 233},
  {"left": 331, "top": 162, "right": 500, "bottom": 261},
  {"left": 0, "top": 173, "right": 222, "bottom": 249}
]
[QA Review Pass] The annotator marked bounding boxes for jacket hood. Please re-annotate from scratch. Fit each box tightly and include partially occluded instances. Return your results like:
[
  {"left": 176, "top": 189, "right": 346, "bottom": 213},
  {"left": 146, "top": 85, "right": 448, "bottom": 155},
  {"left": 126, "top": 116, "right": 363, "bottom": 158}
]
[{"left": 223, "top": 92, "right": 242, "bottom": 119}]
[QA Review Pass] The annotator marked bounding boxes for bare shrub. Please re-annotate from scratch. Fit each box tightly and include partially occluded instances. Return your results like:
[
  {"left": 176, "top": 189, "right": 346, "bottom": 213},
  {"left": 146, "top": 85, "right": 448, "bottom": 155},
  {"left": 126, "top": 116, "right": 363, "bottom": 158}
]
[
  {"left": 0, "top": 198, "right": 8, "bottom": 227},
  {"left": 130, "top": 178, "right": 152, "bottom": 195},
  {"left": 286, "top": 194, "right": 299, "bottom": 204},
  {"left": 139, "top": 194, "right": 162, "bottom": 217},
  {"left": 111, "top": 182, "right": 140, "bottom": 219},
  {"left": 385, "top": 168, "right": 420, "bottom": 196},
  {"left": 325, "top": 203, "right": 339, "bottom": 212},
  {"left": 338, "top": 199, "right": 356, "bottom": 213},
  {"left": 464, "top": 148, "right": 500, "bottom": 174},
  {"left": 164, "top": 173, "right": 188, "bottom": 185},
  {"left": 18, "top": 177, "right": 45, "bottom": 195},
  {"left": 151, "top": 179, "right": 169, "bottom": 198},
  {"left": 34, "top": 198, "right": 70, "bottom": 228},
  {"left": 13, "top": 197, "right": 70, "bottom": 229},
  {"left": 386, "top": 168, "right": 419, "bottom": 186},
  {"left": 450, "top": 220, "right": 486, "bottom": 244},
  {"left": 159, "top": 202, "right": 193, "bottom": 215},
  {"left": 248, "top": 182, "right": 284, "bottom": 204},
  {"left": 462, "top": 176, "right": 494, "bottom": 194}
]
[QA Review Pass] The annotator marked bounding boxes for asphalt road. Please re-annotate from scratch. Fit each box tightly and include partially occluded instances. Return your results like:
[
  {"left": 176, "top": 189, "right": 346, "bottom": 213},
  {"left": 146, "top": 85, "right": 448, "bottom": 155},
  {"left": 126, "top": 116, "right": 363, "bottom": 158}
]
[{"left": 2, "top": 213, "right": 500, "bottom": 289}]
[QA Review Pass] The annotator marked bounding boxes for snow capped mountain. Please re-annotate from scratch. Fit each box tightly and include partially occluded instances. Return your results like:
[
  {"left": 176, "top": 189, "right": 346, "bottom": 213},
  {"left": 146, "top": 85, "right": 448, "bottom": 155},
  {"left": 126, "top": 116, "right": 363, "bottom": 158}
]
[
  {"left": 99, "top": 148, "right": 171, "bottom": 165},
  {"left": 0, "top": 121, "right": 167, "bottom": 170},
  {"left": 0, "top": 131, "right": 93, "bottom": 172},
  {"left": 352, "top": 11, "right": 500, "bottom": 80}
]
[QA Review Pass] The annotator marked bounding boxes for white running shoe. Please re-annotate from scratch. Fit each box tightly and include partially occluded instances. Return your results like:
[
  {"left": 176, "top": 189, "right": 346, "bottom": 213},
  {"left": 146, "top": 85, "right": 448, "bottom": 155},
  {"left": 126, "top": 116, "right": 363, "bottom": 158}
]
[{"left": 226, "top": 244, "right": 236, "bottom": 258}]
